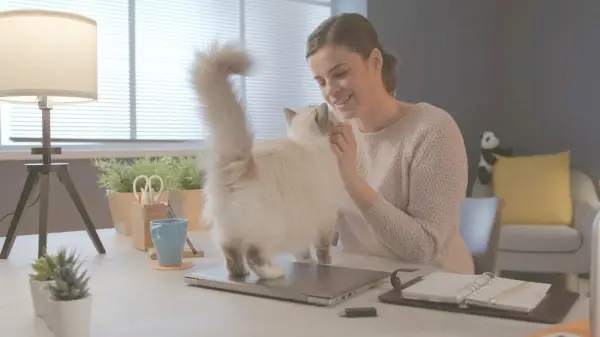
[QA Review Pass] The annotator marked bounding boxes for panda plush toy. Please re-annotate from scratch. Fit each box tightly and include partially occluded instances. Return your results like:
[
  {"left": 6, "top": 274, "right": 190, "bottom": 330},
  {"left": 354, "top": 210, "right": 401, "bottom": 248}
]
[{"left": 478, "top": 131, "right": 514, "bottom": 185}]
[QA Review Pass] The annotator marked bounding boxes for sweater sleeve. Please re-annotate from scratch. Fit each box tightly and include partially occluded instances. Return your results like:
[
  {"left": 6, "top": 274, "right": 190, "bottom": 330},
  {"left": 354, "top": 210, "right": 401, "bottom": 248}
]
[{"left": 357, "top": 116, "right": 468, "bottom": 264}]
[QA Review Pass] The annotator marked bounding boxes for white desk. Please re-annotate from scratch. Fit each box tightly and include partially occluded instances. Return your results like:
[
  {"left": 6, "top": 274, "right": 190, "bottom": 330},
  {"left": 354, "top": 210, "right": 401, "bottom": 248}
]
[{"left": 0, "top": 229, "right": 589, "bottom": 337}]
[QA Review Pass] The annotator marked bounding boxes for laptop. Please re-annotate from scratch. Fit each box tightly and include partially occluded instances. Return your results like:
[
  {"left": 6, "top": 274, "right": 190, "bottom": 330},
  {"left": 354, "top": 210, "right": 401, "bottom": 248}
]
[{"left": 184, "top": 261, "right": 391, "bottom": 306}]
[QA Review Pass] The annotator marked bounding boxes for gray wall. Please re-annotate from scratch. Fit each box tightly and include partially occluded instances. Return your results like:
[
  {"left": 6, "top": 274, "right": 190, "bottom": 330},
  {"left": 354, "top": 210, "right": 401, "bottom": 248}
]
[
  {"left": 498, "top": 0, "right": 600, "bottom": 181},
  {"left": 367, "top": 0, "right": 600, "bottom": 190},
  {"left": 1, "top": 0, "right": 599, "bottom": 237},
  {"left": 367, "top": 0, "right": 504, "bottom": 191}
]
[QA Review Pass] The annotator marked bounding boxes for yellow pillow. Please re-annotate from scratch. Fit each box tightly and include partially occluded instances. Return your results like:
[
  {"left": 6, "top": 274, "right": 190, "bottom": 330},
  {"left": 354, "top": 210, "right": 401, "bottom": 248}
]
[{"left": 492, "top": 151, "right": 572, "bottom": 225}]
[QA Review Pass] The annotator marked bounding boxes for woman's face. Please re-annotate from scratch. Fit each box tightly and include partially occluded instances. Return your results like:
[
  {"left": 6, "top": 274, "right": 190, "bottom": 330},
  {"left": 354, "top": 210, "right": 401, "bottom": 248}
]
[{"left": 308, "top": 44, "right": 382, "bottom": 120}]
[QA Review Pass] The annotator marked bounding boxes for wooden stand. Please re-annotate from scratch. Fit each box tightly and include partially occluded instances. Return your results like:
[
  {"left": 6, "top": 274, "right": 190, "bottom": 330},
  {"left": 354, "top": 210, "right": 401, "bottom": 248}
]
[
  {"left": 148, "top": 247, "right": 204, "bottom": 260},
  {"left": 150, "top": 260, "right": 194, "bottom": 271}
]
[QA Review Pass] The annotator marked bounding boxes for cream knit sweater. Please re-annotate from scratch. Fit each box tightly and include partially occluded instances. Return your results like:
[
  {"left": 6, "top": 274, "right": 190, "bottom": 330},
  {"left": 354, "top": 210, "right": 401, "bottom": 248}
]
[{"left": 337, "top": 102, "right": 475, "bottom": 274}]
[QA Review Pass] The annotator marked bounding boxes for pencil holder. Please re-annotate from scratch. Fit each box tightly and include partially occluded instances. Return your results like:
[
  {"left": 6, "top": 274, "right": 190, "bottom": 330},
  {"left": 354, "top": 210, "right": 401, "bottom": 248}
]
[{"left": 130, "top": 202, "right": 167, "bottom": 251}]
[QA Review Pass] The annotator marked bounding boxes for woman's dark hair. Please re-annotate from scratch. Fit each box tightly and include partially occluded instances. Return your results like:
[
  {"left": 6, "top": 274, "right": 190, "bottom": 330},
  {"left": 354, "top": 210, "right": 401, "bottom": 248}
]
[{"left": 306, "top": 13, "right": 398, "bottom": 94}]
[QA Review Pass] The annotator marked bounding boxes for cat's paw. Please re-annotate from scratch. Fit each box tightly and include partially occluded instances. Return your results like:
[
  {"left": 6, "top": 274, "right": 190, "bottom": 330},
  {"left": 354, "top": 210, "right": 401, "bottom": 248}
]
[
  {"left": 252, "top": 264, "right": 285, "bottom": 280},
  {"left": 296, "top": 256, "right": 316, "bottom": 264},
  {"left": 224, "top": 255, "right": 249, "bottom": 278},
  {"left": 316, "top": 249, "right": 332, "bottom": 265},
  {"left": 226, "top": 264, "right": 249, "bottom": 279},
  {"left": 294, "top": 249, "right": 315, "bottom": 263},
  {"left": 227, "top": 265, "right": 249, "bottom": 278}
]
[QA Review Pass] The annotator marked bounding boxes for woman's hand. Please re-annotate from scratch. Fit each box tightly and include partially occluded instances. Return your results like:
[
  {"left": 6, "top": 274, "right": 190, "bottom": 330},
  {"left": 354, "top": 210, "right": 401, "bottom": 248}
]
[
  {"left": 329, "top": 122, "right": 379, "bottom": 209},
  {"left": 329, "top": 122, "right": 359, "bottom": 183}
]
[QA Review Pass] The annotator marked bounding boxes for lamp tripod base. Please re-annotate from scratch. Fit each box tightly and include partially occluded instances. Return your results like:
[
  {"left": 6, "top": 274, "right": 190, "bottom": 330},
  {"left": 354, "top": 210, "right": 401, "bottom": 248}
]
[{"left": 0, "top": 162, "right": 106, "bottom": 259}]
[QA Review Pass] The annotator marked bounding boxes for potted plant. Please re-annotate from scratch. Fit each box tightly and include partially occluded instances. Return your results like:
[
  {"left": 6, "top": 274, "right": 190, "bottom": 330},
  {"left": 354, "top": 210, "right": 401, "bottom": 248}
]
[
  {"left": 167, "top": 155, "right": 209, "bottom": 231},
  {"left": 92, "top": 157, "right": 172, "bottom": 236},
  {"left": 45, "top": 247, "right": 92, "bottom": 337},
  {"left": 29, "top": 254, "right": 56, "bottom": 319}
]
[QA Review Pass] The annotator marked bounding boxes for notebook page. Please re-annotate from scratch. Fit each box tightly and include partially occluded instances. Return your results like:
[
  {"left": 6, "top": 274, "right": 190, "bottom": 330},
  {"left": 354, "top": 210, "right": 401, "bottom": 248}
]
[
  {"left": 401, "top": 272, "right": 483, "bottom": 304},
  {"left": 465, "top": 277, "right": 551, "bottom": 312}
]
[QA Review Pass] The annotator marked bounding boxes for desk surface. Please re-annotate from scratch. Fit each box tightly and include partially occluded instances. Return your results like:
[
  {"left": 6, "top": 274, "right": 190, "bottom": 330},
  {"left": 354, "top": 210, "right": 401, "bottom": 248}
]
[{"left": 0, "top": 229, "right": 589, "bottom": 337}]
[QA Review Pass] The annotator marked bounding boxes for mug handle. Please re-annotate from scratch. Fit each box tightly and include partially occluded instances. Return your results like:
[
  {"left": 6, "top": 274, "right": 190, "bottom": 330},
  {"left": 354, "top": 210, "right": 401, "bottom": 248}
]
[{"left": 151, "top": 224, "right": 162, "bottom": 242}]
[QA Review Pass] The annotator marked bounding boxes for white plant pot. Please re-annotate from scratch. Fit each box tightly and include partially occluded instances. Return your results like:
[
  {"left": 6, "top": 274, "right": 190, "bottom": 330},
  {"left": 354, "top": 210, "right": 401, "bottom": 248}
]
[
  {"left": 46, "top": 296, "right": 55, "bottom": 331},
  {"left": 29, "top": 279, "right": 52, "bottom": 319},
  {"left": 48, "top": 294, "right": 92, "bottom": 337}
]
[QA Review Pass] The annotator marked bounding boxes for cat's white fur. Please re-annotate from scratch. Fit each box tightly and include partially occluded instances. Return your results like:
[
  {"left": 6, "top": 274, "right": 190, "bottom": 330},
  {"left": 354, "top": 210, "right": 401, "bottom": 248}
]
[{"left": 191, "top": 42, "right": 344, "bottom": 279}]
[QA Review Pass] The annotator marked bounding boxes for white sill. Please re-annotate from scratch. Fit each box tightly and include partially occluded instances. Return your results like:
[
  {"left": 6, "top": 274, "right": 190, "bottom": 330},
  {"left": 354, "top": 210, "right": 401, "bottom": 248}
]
[{"left": 0, "top": 142, "right": 202, "bottom": 161}]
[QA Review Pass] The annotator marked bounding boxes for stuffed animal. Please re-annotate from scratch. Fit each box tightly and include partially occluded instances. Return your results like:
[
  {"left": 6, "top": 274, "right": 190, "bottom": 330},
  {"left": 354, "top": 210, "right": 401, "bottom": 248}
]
[{"left": 478, "top": 131, "right": 514, "bottom": 185}]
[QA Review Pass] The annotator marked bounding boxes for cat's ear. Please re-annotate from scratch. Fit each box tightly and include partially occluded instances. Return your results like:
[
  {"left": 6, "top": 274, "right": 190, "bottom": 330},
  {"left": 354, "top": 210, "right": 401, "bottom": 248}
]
[
  {"left": 314, "top": 103, "right": 329, "bottom": 131},
  {"left": 283, "top": 108, "right": 297, "bottom": 125}
]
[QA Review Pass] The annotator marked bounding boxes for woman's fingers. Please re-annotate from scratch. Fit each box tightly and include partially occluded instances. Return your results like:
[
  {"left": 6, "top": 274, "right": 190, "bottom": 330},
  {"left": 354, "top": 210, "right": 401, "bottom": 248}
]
[
  {"left": 331, "top": 143, "right": 342, "bottom": 157},
  {"left": 340, "top": 124, "right": 356, "bottom": 147},
  {"left": 330, "top": 131, "right": 347, "bottom": 151},
  {"left": 331, "top": 123, "right": 354, "bottom": 147}
]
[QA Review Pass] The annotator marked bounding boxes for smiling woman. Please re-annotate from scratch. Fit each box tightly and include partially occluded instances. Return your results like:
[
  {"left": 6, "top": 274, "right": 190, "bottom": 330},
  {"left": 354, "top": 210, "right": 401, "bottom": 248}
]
[{"left": 305, "top": 13, "right": 475, "bottom": 274}]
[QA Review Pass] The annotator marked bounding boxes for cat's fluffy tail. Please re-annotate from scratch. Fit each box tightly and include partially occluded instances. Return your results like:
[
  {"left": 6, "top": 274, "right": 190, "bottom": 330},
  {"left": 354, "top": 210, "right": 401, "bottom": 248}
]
[{"left": 192, "top": 42, "right": 255, "bottom": 183}]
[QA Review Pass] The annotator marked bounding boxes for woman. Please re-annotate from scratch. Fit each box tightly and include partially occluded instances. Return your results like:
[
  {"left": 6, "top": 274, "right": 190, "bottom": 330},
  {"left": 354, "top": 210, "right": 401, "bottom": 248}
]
[{"left": 306, "top": 13, "right": 474, "bottom": 274}]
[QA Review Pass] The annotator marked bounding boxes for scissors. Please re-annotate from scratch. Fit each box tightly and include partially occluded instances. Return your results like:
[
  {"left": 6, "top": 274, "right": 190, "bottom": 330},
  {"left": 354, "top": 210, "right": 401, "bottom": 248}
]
[{"left": 133, "top": 175, "right": 164, "bottom": 204}]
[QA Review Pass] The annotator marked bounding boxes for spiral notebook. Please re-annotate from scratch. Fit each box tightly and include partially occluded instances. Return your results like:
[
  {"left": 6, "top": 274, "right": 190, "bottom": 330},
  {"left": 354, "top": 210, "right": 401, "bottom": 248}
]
[
  {"left": 401, "top": 271, "right": 551, "bottom": 313},
  {"left": 379, "top": 269, "right": 579, "bottom": 324}
]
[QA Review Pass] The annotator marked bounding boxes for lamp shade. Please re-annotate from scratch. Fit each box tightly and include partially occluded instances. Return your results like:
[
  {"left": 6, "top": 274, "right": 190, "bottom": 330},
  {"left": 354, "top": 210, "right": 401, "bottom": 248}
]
[{"left": 0, "top": 9, "right": 98, "bottom": 103}]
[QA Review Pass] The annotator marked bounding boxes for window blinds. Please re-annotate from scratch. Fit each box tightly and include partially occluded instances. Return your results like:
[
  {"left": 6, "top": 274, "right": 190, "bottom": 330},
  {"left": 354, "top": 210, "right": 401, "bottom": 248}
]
[{"left": 0, "top": 0, "right": 331, "bottom": 145}]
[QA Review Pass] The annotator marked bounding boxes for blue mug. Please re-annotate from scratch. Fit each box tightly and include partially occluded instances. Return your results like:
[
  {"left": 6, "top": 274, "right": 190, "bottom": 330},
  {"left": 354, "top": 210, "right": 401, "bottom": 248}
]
[{"left": 150, "top": 218, "right": 188, "bottom": 267}]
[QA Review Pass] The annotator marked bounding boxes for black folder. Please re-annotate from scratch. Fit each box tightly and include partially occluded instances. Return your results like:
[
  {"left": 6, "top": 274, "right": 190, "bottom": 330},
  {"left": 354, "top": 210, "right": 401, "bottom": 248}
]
[{"left": 378, "top": 269, "right": 580, "bottom": 324}]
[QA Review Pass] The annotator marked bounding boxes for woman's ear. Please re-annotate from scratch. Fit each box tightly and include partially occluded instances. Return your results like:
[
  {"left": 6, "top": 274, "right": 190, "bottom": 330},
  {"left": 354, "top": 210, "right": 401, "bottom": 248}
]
[
  {"left": 283, "top": 108, "right": 297, "bottom": 125},
  {"left": 368, "top": 47, "right": 383, "bottom": 72}
]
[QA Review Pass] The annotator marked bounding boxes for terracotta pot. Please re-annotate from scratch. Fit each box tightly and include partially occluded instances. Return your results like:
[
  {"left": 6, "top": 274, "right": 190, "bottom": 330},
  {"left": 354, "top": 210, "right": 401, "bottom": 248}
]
[
  {"left": 168, "top": 189, "right": 209, "bottom": 231},
  {"left": 130, "top": 202, "right": 168, "bottom": 252},
  {"left": 106, "top": 191, "right": 135, "bottom": 236},
  {"left": 107, "top": 190, "right": 169, "bottom": 236}
]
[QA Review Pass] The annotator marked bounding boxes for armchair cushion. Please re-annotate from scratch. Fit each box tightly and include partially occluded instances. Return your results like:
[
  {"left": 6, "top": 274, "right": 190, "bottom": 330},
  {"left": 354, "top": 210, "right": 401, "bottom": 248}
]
[
  {"left": 499, "top": 224, "right": 582, "bottom": 253},
  {"left": 492, "top": 151, "right": 572, "bottom": 225}
]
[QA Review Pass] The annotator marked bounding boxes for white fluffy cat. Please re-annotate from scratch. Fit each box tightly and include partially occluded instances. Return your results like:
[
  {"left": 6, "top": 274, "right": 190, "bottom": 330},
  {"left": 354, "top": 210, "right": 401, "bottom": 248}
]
[{"left": 191, "top": 42, "right": 344, "bottom": 280}]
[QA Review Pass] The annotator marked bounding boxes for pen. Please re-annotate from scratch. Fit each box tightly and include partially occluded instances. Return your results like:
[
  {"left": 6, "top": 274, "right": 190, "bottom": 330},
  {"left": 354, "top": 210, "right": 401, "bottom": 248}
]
[{"left": 391, "top": 275, "right": 423, "bottom": 290}]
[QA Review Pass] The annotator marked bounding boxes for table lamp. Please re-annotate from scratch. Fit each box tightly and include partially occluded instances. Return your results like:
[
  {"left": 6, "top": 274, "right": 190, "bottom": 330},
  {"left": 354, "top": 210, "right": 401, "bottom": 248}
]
[{"left": 0, "top": 9, "right": 105, "bottom": 259}]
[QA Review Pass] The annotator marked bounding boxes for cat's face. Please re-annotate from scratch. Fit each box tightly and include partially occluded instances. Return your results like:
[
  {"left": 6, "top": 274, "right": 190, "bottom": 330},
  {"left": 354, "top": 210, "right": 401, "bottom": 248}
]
[{"left": 283, "top": 103, "right": 333, "bottom": 140}]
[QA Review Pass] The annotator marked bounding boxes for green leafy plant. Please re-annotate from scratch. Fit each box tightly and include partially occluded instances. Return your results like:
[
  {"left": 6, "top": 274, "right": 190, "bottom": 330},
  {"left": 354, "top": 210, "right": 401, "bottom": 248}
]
[
  {"left": 29, "top": 254, "right": 57, "bottom": 281},
  {"left": 169, "top": 156, "right": 205, "bottom": 190},
  {"left": 92, "top": 156, "right": 175, "bottom": 193},
  {"left": 91, "top": 158, "right": 136, "bottom": 193},
  {"left": 45, "top": 247, "right": 90, "bottom": 301}
]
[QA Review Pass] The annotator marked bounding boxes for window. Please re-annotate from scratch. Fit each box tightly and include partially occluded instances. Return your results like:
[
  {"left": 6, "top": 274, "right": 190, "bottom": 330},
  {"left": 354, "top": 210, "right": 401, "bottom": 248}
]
[
  {"left": 245, "top": 0, "right": 331, "bottom": 139},
  {"left": 0, "top": 0, "right": 331, "bottom": 147}
]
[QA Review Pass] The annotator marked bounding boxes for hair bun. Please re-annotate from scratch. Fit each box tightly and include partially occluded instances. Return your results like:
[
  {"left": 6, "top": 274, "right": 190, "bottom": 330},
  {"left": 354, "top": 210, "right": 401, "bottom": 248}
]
[
  {"left": 380, "top": 50, "right": 398, "bottom": 94},
  {"left": 382, "top": 51, "right": 398, "bottom": 71}
]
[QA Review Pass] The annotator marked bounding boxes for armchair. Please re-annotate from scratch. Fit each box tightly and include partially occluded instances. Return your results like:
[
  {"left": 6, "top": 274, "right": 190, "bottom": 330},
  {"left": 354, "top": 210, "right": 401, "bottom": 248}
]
[{"left": 471, "top": 169, "right": 600, "bottom": 291}]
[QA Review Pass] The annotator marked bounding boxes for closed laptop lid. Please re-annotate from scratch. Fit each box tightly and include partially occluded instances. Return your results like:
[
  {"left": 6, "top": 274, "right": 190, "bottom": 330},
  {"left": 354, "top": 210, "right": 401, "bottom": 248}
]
[{"left": 185, "top": 261, "right": 390, "bottom": 299}]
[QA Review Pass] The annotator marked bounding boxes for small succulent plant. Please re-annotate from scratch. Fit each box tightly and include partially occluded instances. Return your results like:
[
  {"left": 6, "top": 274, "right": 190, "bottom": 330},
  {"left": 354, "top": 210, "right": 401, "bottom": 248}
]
[
  {"left": 29, "top": 254, "right": 56, "bottom": 281},
  {"left": 45, "top": 247, "right": 90, "bottom": 301}
]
